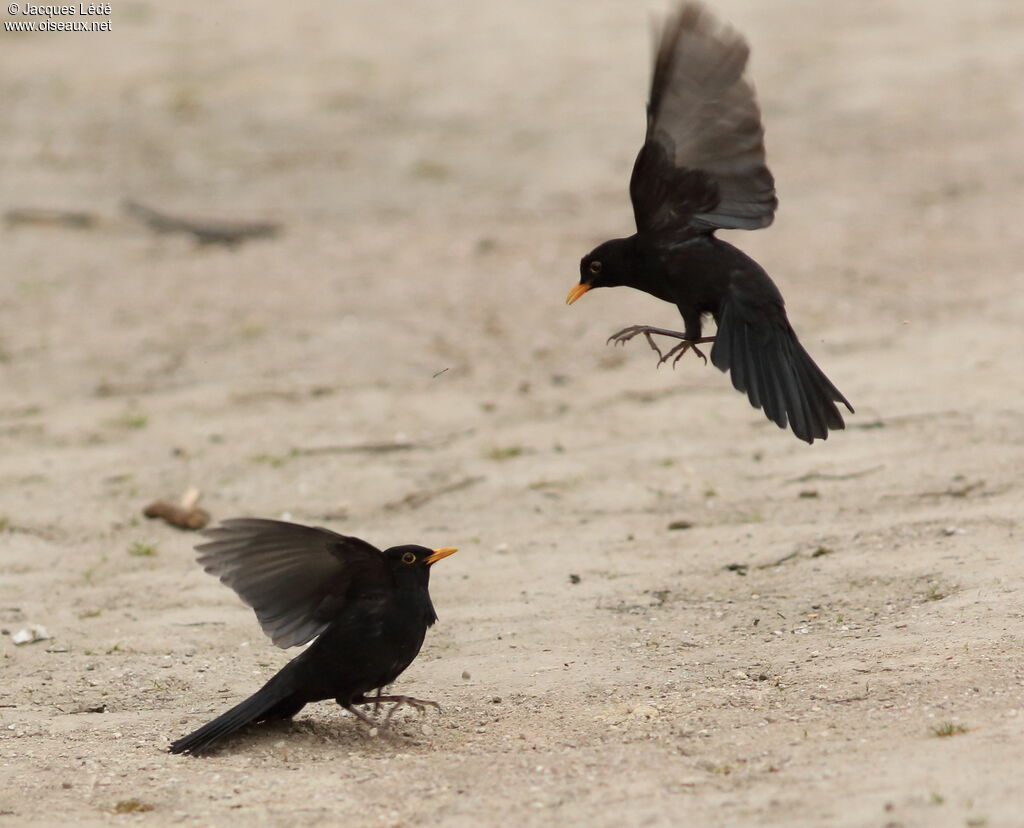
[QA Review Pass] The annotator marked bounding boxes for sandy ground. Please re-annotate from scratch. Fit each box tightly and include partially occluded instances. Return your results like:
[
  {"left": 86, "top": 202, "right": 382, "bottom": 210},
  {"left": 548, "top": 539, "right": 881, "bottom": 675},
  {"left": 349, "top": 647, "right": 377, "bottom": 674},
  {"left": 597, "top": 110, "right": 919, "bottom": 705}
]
[{"left": 2, "top": 0, "right": 1024, "bottom": 825}]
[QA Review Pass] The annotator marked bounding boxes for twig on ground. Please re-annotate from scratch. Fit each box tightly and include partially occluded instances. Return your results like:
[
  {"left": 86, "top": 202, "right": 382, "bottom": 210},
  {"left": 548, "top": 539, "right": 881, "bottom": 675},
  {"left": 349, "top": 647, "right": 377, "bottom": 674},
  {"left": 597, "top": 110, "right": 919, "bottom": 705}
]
[
  {"left": 755, "top": 551, "right": 799, "bottom": 569},
  {"left": 4, "top": 208, "right": 99, "bottom": 229},
  {"left": 786, "top": 465, "right": 884, "bottom": 484},
  {"left": 385, "top": 476, "right": 484, "bottom": 511},
  {"left": 143, "top": 487, "right": 211, "bottom": 530},
  {"left": 917, "top": 480, "right": 984, "bottom": 499},
  {"left": 123, "top": 198, "right": 280, "bottom": 245}
]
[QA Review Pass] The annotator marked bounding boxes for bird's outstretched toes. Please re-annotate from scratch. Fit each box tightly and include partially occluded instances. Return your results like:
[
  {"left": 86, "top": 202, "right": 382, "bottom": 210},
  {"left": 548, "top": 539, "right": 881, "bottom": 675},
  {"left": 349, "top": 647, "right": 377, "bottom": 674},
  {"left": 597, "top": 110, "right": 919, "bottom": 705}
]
[
  {"left": 343, "top": 693, "right": 441, "bottom": 728},
  {"left": 340, "top": 702, "right": 377, "bottom": 726},
  {"left": 657, "top": 338, "right": 709, "bottom": 367},
  {"left": 375, "top": 694, "right": 442, "bottom": 725},
  {"left": 606, "top": 325, "right": 666, "bottom": 359},
  {"left": 606, "top": 325, "right": 714, "bottom": 368}
]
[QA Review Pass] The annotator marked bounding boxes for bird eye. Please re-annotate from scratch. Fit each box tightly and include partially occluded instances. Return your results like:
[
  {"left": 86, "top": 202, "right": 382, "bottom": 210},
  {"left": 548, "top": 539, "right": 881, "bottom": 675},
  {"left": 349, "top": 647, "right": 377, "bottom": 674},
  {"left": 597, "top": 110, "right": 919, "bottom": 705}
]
[
  {"left": 589, "top": 260, "right": 602, "bottom": 275},
  {"left": 401, "top": 551, "right": 417, "bottom": 565}
]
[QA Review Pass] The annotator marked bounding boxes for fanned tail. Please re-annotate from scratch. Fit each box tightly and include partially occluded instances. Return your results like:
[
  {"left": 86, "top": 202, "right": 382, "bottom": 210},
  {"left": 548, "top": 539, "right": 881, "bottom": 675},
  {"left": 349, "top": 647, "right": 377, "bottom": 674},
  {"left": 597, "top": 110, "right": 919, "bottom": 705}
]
[
  {"left": 711, "top": 299, "right": 853, "bottom": 444},
  {"left": 169, "top": 665, "right": 305, "bottom": 755}
]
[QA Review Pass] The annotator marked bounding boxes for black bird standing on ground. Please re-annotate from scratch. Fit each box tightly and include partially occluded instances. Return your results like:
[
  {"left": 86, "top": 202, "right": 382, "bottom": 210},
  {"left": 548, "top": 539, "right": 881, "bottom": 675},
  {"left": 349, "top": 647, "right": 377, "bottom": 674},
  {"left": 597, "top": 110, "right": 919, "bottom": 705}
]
[
  {"left": 566, "top": 2, "right": 853, "bottom": 443},
  {"left": 169, "top": 519, "right": 456, "bottom": 755}
]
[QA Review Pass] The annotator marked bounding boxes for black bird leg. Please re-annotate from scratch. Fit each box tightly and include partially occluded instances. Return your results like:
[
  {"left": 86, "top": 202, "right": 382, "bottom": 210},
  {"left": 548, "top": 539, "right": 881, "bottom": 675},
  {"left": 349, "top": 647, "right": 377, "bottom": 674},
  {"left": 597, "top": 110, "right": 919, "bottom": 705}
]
[{"left": 606, "top": 325, "right": 714, "bottom": 366}]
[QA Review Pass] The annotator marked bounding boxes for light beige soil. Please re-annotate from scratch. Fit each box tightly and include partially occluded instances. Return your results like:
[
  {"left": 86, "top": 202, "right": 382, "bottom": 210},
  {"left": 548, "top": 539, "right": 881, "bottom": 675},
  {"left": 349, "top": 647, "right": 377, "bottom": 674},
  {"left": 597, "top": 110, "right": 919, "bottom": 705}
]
[{"left": 2, "top": 0, "right": 1023, "bottom": 825}]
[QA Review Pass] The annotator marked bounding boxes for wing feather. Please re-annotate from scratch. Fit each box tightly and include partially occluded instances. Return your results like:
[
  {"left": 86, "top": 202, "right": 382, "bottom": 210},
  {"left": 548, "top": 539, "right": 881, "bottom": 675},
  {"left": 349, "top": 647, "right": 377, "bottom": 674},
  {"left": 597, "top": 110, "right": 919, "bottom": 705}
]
[
  {"left": 630, "top": 2, "right": 777, "bottom": 237},
  {"left": 195, "top": 518, "right": 388, "bottom": 649}
]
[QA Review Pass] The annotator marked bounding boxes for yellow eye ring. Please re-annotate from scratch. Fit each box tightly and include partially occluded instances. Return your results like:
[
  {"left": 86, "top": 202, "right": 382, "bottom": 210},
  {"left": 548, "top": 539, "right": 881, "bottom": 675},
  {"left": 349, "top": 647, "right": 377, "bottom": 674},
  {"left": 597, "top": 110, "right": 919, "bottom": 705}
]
[
  {"left": 589, "top": 260, "right": 602, "bottom": 275},
  {"left": 401, "top": 551, "right": 417, "bottom": 565}
]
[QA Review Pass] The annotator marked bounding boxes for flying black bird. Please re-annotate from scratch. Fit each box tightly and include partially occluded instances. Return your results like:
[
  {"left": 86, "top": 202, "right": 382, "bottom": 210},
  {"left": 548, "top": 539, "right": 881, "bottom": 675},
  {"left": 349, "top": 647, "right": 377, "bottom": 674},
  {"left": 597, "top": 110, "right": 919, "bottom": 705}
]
[
  {"left": 566, "top": 2, "right": 853, "bottom": 443},
  {"left": 169, "top": 518, "right": 456, "bottom": 755}
]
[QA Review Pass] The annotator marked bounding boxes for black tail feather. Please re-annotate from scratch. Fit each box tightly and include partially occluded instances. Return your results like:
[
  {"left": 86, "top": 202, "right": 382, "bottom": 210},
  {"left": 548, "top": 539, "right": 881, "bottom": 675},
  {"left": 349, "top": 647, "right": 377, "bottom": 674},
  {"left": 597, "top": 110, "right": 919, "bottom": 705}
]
[
  {"left": 712, "top": 301, "right": 853, "bottom": 444},
  {"left": 169, "top": 668, "right": 305, "bottom": 755}
]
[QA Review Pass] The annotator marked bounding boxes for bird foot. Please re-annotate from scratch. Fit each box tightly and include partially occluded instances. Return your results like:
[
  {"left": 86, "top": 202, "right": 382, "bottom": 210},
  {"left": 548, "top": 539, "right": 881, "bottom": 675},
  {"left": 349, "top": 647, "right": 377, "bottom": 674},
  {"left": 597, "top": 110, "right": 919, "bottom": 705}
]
[
  {"left": 606, "top": 325, "right": 714, "bottom": 368},
  {"left": 341, "top": 704, "right": 377, "bottom": 726},
  {"left": 607, "top": 325, "right": 660, "bottom": 348},
  {"left": 373, "top": 694, "right": 442, "bottom": 725},
  {"left": 658, "top": 339, "right": 708, "bottom": 368},
  {"left": 606, "top": 326, "right": 674, "bottom": 362}
]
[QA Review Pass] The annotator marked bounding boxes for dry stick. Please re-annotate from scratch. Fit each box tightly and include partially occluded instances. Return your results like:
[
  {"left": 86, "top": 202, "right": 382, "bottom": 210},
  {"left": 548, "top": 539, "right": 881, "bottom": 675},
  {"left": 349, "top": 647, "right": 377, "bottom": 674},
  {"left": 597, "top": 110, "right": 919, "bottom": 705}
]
[
  {"left": 122, "top": 198, "right": 280, "bottom": 245},
  {"left": 826, "top": 694, "right": 872, "bottom": 704},
  {"left": 385, "top": 476, "right": 484, "bottom": 511},
  {"left": 293, "top": 441, "right": 419, "bottom": 457},
  {"left": 917, "top": 480, "right": 985, "bottom": 499},
  {"left": 293, "top": 428, "right": 475, "bottom": 457},
  {"left": 755, "top": 551, "right": 799, "bottom": 570},
  {"left": 786, "top": 465, "right": 884, "bottom": 484},
  {"left": 143, "top": 487, "right": 210, "bottom": 530},
  {"left": 4, "top": 208, "right": 98, "bottom": 228}
]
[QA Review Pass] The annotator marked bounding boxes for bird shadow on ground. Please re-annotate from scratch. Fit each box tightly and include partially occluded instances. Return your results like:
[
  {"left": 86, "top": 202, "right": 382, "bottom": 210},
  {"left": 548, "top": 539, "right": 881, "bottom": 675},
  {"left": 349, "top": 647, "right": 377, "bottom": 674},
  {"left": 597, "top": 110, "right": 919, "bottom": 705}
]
[
  {"left": 169, "top": 714, "right": 391, "bottom": 757},
  {"left": 291, "top": 713, "right": 440, "bottom": 750}
]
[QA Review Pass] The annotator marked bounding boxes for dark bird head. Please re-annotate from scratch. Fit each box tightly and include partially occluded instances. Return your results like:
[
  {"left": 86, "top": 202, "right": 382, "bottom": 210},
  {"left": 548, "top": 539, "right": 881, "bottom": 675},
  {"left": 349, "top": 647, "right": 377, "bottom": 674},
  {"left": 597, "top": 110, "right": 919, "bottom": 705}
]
[
  {"left": 382, "top": 544, "right": 457, "bottom": 587},
  {"left": 566, "top": 237, "right": 635, "bottom": 304}
]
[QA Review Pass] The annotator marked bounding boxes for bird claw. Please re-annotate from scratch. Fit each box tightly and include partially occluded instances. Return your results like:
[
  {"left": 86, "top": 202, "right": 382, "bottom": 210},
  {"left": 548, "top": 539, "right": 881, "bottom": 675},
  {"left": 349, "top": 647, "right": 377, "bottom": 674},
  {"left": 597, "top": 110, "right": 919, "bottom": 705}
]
[
  {"left": 606, "top": 326, "right": 668, "bottom": 361},
  {"left": 606, "top": 326, "right": 643, "bottom": 347},
  {"left": 348, "top": 693, "right": 440, "bottom": 728},
  {"left": 354, "top": 691, "right": 438, "bottom": 724},
  {"left": 606, "top": 325, "right": 714, "bottom": 368},
  {"left": 657, "top": 340, "right": 708, "bottom": 368},
  {"left": 374, "top": 695, "right": 442, "bottom": 725},
  {"left": 341, "top": 704, "right": 377, "bottom": 726}
]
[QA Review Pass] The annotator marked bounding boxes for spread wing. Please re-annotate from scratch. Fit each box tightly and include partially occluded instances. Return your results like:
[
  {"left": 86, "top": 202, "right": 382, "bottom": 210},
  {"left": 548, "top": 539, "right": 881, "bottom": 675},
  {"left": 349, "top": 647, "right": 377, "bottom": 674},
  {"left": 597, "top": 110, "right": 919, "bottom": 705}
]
[
  {"left": 195, "top": 518, "right": 390, "bottom": 648},
  {"left": 629, "top": 2, "right": 777, "bottom": 239}
]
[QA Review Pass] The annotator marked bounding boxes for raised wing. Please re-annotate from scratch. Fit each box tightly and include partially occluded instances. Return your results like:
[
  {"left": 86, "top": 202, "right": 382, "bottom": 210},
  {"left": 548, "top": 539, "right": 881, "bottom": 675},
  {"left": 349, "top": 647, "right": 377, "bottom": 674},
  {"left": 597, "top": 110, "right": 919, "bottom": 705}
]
[
  {"left": 630, "top": 2, "right": 777, "bottom": 238},
  {"left": 195, "top": 518, "right": 389, "bottom": 648}
]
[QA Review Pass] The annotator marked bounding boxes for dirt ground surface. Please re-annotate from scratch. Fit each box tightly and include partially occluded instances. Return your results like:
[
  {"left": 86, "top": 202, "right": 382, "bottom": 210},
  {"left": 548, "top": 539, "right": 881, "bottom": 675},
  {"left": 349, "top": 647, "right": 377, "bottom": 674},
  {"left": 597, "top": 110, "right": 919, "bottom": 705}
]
[{"left": 2, "top": 0, "right": 1023, "bottom": 825}]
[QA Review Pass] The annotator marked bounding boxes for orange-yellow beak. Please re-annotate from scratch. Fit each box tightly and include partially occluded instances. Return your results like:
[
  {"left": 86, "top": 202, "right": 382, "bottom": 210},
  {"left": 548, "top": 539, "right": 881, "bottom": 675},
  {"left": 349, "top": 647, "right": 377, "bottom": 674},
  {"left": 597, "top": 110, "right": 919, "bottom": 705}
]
[
  {"left": 425, "top": 546, "right": 457, "bottom": 565},
  {"left": 565, "top": 282, "right": 591, "bottom": 305}
]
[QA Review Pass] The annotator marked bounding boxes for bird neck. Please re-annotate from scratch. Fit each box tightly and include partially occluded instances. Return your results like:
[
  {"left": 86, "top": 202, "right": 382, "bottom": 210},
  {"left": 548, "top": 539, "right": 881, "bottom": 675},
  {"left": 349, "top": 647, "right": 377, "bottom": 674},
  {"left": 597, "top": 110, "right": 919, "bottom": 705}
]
[
  {"left": 405, "top": 590, "right": 438, "bottom": 628},
  {"left": 622, "top": 235, "right": 671, "bottom": 298},
  {"left": 598, "top": 235, "right": 643, "bottom": 288},
  {"left": 392, "top": 575, "right": 439, "bottom": 628}
]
